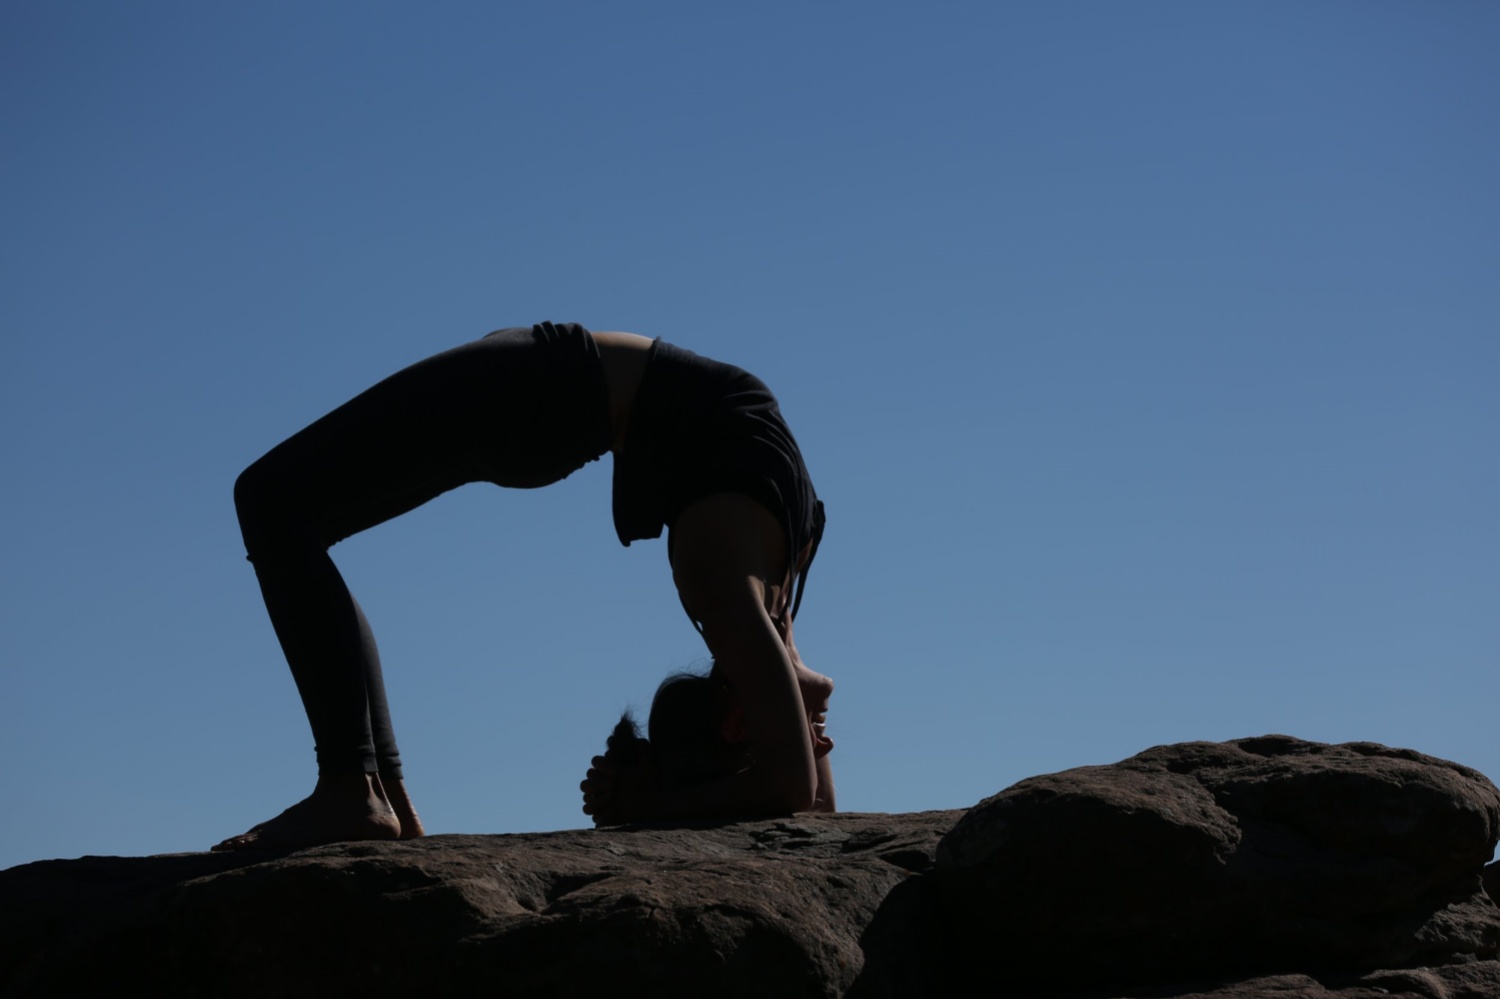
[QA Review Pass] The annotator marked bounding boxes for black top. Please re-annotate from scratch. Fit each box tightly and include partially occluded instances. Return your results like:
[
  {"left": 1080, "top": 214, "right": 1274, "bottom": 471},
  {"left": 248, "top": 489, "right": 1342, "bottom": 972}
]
[{"left": 612, "top": 339, "right": 825, "bottom": 623}]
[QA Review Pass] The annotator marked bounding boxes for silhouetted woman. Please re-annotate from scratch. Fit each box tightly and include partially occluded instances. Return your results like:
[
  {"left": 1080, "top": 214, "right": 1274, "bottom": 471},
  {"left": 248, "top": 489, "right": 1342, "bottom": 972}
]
[{"left": 216, "top": 322, "right": 831, "bottom": 850}]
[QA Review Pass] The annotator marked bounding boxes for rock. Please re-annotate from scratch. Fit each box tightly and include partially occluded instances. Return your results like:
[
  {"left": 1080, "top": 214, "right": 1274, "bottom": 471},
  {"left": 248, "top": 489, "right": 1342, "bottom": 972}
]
[
  {"left": 1117, "top": 962, "right": 1500, "bottom": 998},
  {"left": 936, "top": 735, "right": 1500, "bottom": 990},
  {"left": 5, "top": 736, "right": 1498, "bottom": 998},
  {"left": 0, "top": 811, "right": 959, "bottom": 999}
]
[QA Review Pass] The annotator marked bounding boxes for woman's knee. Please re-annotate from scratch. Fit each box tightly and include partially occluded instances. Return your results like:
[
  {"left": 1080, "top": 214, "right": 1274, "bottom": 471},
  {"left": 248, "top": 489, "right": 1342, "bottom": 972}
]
[
  {"left": 235, "top": 456, "right": 310, "bottom": 558},
  {"left": 234, "top": 453, "right": 279, "bottom": 519}
]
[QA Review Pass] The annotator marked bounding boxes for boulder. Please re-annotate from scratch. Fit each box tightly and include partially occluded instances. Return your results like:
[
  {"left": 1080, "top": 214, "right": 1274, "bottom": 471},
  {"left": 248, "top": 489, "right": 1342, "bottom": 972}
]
[
  {"left": 5, "top": 736, "right": 1498, "bottom": 998},
  {"left": 0, "top": 811, "right": 957, "bottom": 999},
  {"left": 936, "top": 734, "right": 1500, "bottom": 988},
  {"left": 1133, "top": 962, "right": 1500, "bottom": 998}
]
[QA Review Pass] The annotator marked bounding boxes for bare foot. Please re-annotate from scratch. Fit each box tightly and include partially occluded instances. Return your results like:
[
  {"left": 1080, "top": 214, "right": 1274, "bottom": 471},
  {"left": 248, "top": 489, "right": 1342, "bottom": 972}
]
[
  {"left": 213, "top": 774, "right": 402, "bottom": 852},
  {"left": 380, "top": 776, "right": 426, "bottom": 840}
]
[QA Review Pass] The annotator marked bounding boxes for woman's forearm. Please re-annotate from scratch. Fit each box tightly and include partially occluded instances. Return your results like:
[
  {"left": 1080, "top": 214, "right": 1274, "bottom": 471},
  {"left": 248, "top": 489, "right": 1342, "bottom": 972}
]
[{"left": 811, "top": 755, "right": 836, "bottom": 813}]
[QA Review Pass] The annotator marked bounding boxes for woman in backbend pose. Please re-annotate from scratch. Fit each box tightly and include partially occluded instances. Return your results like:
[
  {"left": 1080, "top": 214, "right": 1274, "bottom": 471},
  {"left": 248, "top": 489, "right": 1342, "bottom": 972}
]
[{"left": 216, "top": 322, "right": 833, "bottom": 851}]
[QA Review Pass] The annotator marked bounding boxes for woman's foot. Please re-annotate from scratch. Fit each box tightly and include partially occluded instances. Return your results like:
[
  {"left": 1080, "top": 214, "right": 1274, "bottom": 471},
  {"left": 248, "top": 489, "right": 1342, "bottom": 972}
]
[
  {"left": 212, "top": 774, "right": 402, "bottom": 852},
  {"left": 380, "top": 776, "right": 426, "bottom": 839}
]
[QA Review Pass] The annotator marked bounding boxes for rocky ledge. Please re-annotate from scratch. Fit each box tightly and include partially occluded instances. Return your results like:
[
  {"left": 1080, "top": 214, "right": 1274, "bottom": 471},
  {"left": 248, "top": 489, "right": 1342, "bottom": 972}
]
[{"left": 4, "top": 735, "right": 1499, "bottom": 998}]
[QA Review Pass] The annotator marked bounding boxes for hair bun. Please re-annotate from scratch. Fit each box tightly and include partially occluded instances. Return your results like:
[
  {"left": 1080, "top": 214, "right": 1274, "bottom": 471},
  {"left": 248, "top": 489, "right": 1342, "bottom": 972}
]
[{"left": 605, "top": 711, "right": 650, "bottom": 766}]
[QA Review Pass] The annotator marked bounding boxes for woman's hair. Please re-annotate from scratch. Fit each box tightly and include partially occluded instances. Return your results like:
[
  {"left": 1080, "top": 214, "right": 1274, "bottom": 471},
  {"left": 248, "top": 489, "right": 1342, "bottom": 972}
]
[{"left": 607, "top": 666, "right": 749, "bottom": 785}]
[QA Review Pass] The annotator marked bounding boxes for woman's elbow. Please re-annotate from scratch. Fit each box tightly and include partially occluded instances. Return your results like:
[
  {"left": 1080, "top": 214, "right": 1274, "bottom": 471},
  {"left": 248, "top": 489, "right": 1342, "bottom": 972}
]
[
  {"left": 784, "top": 787, "right": 818, "bottom": 814},
  {"left": 772, "top": 763, "right": 819, "bottom": 814}
]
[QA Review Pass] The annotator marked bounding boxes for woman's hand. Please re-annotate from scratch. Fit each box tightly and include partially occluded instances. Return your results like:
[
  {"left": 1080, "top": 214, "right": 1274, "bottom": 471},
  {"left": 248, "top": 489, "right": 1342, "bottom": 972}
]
[{"left": 580, "top": 754, "right": 655, "bottom": 827}]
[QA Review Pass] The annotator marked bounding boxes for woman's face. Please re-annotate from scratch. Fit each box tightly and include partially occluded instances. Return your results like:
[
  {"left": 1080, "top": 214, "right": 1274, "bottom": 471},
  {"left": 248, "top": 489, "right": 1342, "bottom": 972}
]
[
  {"left": 717, "top": 664, "right": 833, "bottom": 758},
  {"left": 796, "top": 664, "right": 834, "bottom": 758}
]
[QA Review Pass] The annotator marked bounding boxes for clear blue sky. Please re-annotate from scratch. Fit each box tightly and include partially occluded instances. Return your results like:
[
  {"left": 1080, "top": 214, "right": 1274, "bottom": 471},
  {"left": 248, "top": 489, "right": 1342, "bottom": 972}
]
[{"left": 3, "top": 2, "right": 1496, "bottom": 871}]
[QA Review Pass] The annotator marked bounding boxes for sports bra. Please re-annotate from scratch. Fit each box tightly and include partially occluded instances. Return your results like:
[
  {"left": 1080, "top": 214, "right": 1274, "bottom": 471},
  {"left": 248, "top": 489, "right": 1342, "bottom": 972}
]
[{"left": 610, "top": 338, "right": 825, "bottom": 627}]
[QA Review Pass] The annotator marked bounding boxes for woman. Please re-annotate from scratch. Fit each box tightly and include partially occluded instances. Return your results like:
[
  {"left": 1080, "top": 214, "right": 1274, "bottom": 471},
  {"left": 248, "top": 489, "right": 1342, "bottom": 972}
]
[{"left": 216, "top": 321, "right": 832, "bottom": 851}]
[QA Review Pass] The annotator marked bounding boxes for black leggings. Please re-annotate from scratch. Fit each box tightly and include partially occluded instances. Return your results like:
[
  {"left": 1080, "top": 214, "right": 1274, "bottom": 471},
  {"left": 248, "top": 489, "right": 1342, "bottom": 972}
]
[{"left": 234, "top": 323, "right": 611, "bottom": 777}]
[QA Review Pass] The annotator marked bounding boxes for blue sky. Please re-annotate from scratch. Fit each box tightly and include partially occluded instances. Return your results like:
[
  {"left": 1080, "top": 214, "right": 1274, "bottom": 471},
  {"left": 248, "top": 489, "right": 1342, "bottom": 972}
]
[{"left": 3, "top": 1, "right": 1496, "bottom": 871}]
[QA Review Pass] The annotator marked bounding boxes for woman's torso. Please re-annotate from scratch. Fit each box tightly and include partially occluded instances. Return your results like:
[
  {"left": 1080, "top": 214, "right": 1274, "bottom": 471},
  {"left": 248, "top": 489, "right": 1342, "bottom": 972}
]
[
  {"left": 594, "top": 331, "right": 823, "bottom": 628},
  {"left": 592, "top": 330, "right": 654, "bottom": 454}
]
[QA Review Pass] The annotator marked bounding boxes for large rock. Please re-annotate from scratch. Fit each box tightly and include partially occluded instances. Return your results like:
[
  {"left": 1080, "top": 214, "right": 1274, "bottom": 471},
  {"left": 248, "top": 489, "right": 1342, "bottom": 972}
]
[
  {"left": 1135, "top": 963, "right": 1500, "bottom": 998},
  {"left": 5, "top": 736, "right": 1498, "bottom": 998},
  {"left": 0, "top": 812, "right": 957, "bottom": 999},
  {"left": 936, "top": 734, "right": 1500, "bottom": 988}
]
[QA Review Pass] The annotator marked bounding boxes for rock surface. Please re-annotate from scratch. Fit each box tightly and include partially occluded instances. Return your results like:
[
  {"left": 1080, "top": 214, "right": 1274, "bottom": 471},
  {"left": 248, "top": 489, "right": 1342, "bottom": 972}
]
[
  {"left": 4, "top": 736, "right": 1498, "bottom": 998},
  {"left": 1, "top": 812, "right": 956, "bottom": 998},
  {"left": 937, "top": 735, "right": 1500, "bottom": 989}
]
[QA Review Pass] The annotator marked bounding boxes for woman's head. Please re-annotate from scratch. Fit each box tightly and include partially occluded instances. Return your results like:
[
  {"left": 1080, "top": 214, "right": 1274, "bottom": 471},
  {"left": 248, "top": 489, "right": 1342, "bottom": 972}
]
[{"left": 607, "top": 665, "right": 750, "bottom": 785}]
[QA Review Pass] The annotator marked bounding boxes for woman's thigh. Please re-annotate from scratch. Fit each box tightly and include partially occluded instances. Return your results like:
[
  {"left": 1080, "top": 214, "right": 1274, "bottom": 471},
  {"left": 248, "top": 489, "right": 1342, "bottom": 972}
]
[{"left": 235, "top": 327, "right": 610, "bottom": 553}]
